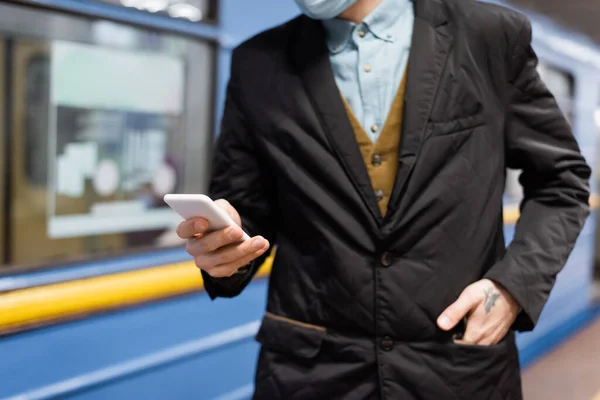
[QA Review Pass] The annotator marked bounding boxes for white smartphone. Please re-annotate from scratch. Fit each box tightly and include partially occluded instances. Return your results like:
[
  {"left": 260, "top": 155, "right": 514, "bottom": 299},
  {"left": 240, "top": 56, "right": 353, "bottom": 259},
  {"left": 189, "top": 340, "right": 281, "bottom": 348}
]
[{"left": 163, "top": 194, "right": 250, "bottom": 241}]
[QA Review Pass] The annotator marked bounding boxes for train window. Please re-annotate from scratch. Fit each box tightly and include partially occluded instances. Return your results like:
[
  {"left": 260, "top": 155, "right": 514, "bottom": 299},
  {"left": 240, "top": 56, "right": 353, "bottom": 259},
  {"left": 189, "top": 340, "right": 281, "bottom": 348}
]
[
  {"left": 91, "top": 0, "right": 218, "bottom": 24},
  {"left": 504, "top": 62, "right": 576, "bottom": 202},
  {"left": 537, "top": 63, "right": 575, "bottom": 123},
  {"left": 0, "top": 2, "right": 215, "bottom": 267},
  {"left": 0, "top": 38, "right": 5, "bottom": 264}
]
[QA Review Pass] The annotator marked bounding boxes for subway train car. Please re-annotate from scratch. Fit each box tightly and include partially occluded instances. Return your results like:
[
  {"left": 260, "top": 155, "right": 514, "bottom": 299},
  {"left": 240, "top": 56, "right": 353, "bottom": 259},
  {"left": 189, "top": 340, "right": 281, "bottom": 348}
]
[{"left": 0, "top": 0, "right": 599, "bottom": 399}]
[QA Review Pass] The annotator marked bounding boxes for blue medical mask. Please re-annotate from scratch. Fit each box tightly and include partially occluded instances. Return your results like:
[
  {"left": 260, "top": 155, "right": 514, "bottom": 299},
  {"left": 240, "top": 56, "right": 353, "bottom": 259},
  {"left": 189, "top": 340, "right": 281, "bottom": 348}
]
[{"left": 294, "top": 0, "right": 358, "bottom": 20}]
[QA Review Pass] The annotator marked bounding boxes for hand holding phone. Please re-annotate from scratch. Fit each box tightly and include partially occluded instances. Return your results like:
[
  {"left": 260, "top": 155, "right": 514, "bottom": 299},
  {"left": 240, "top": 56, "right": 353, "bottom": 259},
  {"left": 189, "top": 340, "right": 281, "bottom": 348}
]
[
  {"left": 165, "top": 194, "right": 270, "bottom": 277},
  {"left": 164, "top": 194, "right": 251, "bottom": 240}
]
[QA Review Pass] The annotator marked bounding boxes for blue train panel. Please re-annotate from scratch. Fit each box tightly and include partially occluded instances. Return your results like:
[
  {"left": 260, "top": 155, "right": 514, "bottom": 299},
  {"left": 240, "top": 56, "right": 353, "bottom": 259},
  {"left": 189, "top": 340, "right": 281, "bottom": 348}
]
[{"left": 0, "top": 217, "right": 597, "bottom": 400}]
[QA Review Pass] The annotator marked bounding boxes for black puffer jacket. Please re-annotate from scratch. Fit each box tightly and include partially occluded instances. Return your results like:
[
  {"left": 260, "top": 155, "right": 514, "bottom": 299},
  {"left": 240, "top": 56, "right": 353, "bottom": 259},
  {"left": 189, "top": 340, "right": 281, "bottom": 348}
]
[{"left": 202, "top": 0, "right": 591, "bottom": 398}]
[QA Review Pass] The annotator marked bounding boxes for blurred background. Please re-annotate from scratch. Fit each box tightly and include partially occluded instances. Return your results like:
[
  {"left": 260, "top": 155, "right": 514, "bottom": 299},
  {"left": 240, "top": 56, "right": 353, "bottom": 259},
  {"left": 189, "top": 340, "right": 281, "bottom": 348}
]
[{"left": 0, "top": 0, "right": 598, "bottom": 399}]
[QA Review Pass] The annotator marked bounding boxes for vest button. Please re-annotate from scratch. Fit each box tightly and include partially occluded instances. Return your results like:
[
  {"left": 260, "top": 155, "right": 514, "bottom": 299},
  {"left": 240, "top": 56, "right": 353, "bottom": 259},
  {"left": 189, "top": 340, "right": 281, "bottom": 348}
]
[
  {"left": 375, "top": 190, "right": 385, "bottom": 202},
  {"left": 371, "top": 154, "right": 382, "bottom": 166},
  {"left": 380, "top": 336, "right": 394, "bottom": 351},
  {"left": 380, "top": 252, "right": 392, "bottom": 267}
]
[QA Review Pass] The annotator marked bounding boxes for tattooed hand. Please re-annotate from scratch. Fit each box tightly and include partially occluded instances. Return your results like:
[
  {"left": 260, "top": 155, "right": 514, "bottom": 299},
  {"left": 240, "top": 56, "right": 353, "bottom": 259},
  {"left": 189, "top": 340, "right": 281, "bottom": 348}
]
[{"left": 436, "top": 279, "right": 521, "bottom": 346}]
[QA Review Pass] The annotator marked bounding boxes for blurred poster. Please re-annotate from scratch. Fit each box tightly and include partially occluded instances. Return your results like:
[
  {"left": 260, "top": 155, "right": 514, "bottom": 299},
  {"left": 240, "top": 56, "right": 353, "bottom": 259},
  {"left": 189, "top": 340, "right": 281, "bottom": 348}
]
[{"left": 47, "top": 40, "right": 185, "bottom": 239}]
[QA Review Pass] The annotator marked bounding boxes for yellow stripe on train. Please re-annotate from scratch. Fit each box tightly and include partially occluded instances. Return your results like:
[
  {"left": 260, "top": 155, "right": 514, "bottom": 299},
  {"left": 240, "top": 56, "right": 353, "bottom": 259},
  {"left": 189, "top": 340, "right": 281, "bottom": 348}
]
[{"left": 0, "top": 254, "right": 275, "bottom": 335}]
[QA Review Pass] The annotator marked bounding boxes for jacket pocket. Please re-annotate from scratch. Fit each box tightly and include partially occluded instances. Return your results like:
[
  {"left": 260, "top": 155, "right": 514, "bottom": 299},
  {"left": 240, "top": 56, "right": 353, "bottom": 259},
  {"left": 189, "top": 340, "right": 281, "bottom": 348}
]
[
  {"left": 428, "top": 113, "right": 485, "bottom": 137},
  {"left": 255, "top": 312, "right": 326, "bottom": 359},
  {"left": 407, "top": 331, "right": 521, "bottom": 400},
  {"left": 448, "top": 329, "right": 511, "bottom": 352}
]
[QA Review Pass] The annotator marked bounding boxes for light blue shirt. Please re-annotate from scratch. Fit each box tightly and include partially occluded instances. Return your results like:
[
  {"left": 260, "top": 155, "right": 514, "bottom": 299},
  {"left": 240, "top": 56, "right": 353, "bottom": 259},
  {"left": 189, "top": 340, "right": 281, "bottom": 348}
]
[{"left": 322, "top": 0, "right": 414, "bottom": 142}]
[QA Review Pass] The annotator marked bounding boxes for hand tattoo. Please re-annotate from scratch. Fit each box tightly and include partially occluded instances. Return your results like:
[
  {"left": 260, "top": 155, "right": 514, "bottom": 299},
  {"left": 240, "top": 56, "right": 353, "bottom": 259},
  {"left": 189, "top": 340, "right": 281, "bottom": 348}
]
[{"left": 483, "top": 287, "right": 500, "bottom": 314}]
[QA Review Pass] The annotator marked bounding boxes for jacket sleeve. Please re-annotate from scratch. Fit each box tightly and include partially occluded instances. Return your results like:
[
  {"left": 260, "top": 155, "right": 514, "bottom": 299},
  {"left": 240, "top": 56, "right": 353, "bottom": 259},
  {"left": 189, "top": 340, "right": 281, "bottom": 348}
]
[
  {"left": 484, "top": 17, "right": 591, "bottom": 331},
  {"left": 201, "top": 48, "right": 277, "bottom": 299}
]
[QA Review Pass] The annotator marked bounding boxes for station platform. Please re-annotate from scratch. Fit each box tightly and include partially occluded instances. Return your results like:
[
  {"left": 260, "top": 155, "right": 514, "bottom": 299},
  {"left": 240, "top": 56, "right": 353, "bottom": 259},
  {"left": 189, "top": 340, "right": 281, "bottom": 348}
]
[{"left": 522, "top": 308, "right": 600, "bottom": 400}]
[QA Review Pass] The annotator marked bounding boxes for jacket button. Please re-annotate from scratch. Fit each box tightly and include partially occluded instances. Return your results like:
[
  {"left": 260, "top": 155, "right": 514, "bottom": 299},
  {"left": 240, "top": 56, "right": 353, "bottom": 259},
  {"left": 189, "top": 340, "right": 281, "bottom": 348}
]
[
  {"left": 371, "top": 154, "right": 382, "bottom": 166},
  {"left": 380, "top": 252, "right": 392, "bottom": 267},
  {"left": 380, "top": 336, "right": 394, "bottom": 351}
]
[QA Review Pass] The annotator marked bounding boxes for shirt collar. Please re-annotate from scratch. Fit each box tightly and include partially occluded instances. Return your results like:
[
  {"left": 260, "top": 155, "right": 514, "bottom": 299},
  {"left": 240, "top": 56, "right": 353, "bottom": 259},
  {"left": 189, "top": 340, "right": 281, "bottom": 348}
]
[
  {"left": 322, "top": 0, "right": 413, "bottom": 54},
  {"left": 322, "top": 17, "right": 354, "bottom": 54}
]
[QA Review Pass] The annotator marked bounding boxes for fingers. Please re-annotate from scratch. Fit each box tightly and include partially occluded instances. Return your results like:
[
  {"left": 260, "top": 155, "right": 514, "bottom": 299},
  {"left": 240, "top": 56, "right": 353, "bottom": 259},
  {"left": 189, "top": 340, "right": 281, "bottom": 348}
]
[
  {"left": 215, "top": 198, "right": 233, "bottom": 214},
  {"left": 186, "top": 225, "right": 246, "bottom": 255},
  {"left": 196, "top": 237, "right": 270, "bottom": 277},
  {"left": 176, "top": 199, "right": 242, "bottom": 241},
  {"left": 176, "top": 217, "right": 209, "bottom": 239},
  {"left": 214, "top": 198, "right": 242, "bottom": 227},
  {"left": 437, "top": 287, "right": 480, "bottom": 331},
  {"left": 459, "top": 312, "right": 486, "bottom": 344},
  {"left": 442, "top": 280, "right": 518, "bottom": 346},
  {"left": 473, "top": 334, "right": 497, "bottom": 346},
  {"left": 454, "top": 319, "right": 505, "bottom": 345},
  {"left": 174, "top": 198, "right": 260, "bottom": 276},
  {"left": 462, "top": 307, "right": 509, "bottom": 345}
]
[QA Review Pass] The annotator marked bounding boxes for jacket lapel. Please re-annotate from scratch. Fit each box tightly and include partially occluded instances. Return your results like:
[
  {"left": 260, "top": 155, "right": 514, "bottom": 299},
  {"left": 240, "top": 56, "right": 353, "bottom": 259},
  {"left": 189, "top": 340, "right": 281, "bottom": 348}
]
[
  {"left": 386, "top": 0, "right": 453, "bottom": 219},
  {"left": 290, "top": 17, "right": 382, "bottom": 223},
  {"left": 289, "top": 0, "right": 454, "bottom": 226}
]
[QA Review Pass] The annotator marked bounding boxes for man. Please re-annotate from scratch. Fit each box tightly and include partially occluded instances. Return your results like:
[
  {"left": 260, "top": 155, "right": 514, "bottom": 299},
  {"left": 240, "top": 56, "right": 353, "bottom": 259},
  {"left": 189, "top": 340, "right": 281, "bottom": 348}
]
[{"left": 177, "top": 0, "right": 591, "bottom": 398}]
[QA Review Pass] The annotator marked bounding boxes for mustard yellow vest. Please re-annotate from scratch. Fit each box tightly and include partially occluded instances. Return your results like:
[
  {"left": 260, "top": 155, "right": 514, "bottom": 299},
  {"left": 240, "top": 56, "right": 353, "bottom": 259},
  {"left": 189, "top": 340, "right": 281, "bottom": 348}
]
[{"left": 342, "top": 72, "right": 407, "bottom": 216}]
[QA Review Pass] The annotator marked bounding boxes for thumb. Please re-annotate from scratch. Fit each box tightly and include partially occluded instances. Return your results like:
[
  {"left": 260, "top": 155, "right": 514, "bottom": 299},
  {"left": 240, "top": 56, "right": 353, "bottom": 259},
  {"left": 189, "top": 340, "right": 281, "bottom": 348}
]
[
  {"left": 214, "top": 198, "right": 232, "bottom": 212},
  {"left": 437, "top": 291, "right": 478, "bottom": 331},
  {"left": 215, "top": 199, "right": 241, "bottom": 227}
]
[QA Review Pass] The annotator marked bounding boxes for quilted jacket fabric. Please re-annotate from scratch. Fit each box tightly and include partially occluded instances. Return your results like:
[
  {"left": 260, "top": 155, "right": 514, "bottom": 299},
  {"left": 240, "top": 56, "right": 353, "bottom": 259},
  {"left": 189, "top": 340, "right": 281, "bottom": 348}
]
[{"left": 202, "top": 0, "right": 591, "bottom": 398}]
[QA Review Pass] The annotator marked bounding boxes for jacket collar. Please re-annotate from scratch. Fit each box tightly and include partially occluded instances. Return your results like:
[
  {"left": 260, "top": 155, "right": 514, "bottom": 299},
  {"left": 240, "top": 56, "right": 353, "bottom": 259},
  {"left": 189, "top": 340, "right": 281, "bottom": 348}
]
[{"left": 322, "top": 0, "right": 413, "bottom": 54}]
